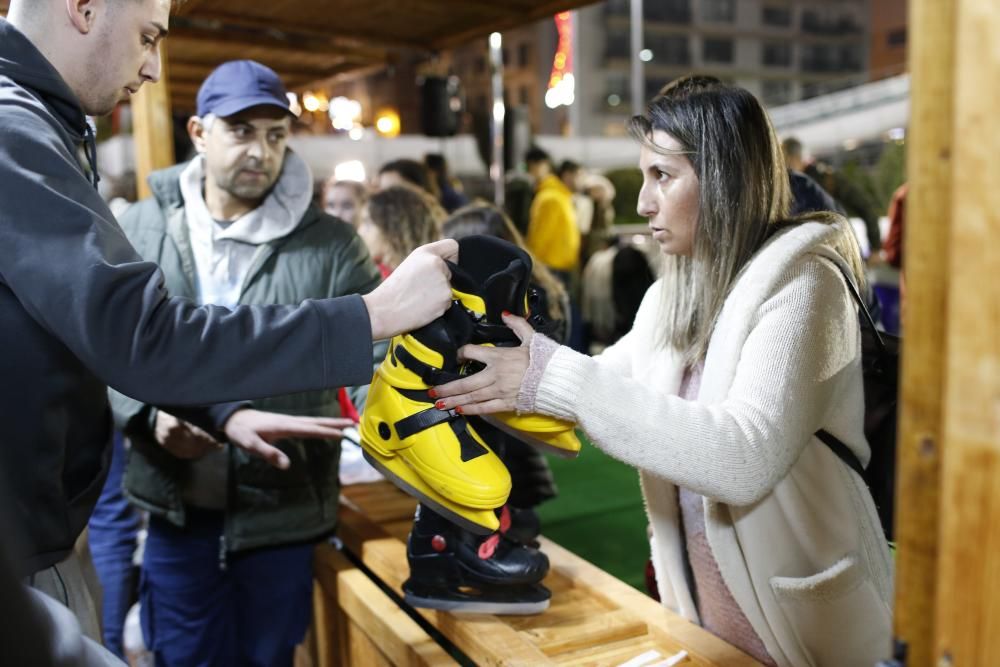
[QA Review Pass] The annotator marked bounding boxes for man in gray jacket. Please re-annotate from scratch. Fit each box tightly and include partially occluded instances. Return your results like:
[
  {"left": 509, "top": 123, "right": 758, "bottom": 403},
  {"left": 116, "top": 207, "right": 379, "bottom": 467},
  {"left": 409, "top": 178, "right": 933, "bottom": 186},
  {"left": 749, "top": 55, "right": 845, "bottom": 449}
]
[
  {"left": 111, "top": 59, "right": 385, "bottom": 666},
  {"left": 0, "top": 0, "right": 455, "bottom": 648}
]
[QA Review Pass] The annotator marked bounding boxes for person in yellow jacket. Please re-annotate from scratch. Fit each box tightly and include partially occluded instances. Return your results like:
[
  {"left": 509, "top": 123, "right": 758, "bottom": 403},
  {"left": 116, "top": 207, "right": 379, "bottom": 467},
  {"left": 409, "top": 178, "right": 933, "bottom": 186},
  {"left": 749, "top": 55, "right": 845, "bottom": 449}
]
[{"left": 525, "top": 147, "right": 581, "bottom": 273}]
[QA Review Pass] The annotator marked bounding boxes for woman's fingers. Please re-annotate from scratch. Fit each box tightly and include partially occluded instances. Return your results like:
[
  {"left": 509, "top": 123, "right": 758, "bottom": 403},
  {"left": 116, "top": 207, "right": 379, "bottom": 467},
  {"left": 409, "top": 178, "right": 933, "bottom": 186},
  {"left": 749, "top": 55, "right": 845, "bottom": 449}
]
[
  {"left": 448, "top": 398, "right": 515, "bottom": 416},
  {"left": 432, "top": 366, "right": 495, "bottom": 399},
  {"left": 502, "top": 313, "right": 535, "bottom": 345}
]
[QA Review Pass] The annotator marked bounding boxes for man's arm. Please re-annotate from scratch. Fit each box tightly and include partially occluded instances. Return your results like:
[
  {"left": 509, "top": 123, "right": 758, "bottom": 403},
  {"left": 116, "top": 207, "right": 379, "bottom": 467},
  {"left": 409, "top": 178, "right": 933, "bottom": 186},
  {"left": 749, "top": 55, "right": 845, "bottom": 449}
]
[
  {"left": 0, "top": 108, "right": 454, "bottom": 406},
  {"left": 327, "top": 229, "right": 387, "bottom": 410}
]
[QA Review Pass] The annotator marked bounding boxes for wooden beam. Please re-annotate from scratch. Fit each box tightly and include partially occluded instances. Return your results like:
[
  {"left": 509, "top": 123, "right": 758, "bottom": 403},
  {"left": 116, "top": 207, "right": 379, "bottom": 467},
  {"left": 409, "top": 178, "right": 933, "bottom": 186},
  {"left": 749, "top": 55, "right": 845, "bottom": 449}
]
[
  {"left": 132, "top": 47, "right": 175, "bottom": 200},
  {"left": 168, "top": 14, "right": 394, "bottom": 60},
  {"left": 166, "top": 31, "right": 349, "bottom": 61},
  {"left": 891, "top": 0, "right": 953, "bottom": 663},
  {"left": 933, "top": 0, "right": 1000, "bottom": 663}
]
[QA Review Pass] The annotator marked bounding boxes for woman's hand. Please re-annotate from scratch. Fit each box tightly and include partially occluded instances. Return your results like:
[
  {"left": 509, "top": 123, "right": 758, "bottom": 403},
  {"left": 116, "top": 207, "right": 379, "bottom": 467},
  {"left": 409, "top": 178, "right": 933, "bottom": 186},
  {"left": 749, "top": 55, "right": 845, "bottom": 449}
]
[{"left": 431, "top": 313, "right": 535, "bottom": 415}]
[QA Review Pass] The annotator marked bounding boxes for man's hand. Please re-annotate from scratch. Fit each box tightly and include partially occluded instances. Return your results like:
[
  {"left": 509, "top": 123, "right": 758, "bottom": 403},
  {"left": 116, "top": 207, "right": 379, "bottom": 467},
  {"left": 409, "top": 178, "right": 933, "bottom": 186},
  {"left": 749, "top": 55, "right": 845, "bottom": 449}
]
[
  {"left": 154, "top": 411, "right": 223, "bottom": 460},
  {"left": 223, "top": 409, "right": 356, "bottom": 470},
  {"left": 362, "top": 239, "right": 458, "bottom": 340}
]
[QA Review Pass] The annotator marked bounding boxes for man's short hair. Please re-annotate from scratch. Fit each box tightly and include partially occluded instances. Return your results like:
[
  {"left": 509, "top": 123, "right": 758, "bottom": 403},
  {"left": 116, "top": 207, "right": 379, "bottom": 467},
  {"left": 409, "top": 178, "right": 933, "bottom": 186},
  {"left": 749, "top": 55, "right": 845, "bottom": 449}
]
[
  {"left": 378, "top": 159, "right": 432, "bottom": 193},
  {"left": 557, "top": 160, "right": 580, "bottom": 179},
  {"left": 524, "top": 146, "right": 551, "bottom": 166},
  {"left": 782, "top": 137, "right": 803, "bottom": 160}
]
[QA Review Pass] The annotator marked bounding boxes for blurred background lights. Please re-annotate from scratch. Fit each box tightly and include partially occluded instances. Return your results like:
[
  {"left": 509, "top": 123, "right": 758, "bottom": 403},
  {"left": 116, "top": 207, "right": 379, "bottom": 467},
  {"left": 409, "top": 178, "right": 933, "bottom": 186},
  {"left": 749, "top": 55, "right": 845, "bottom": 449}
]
[
  {"left": 374, "top": 108, "right": 401, "bottom": 137},
  {"left": 329, "top": 96, "right": 363, "bottom": 131},
  {"left": 333, "top": 160, "right": 366, "bottom": 182}
]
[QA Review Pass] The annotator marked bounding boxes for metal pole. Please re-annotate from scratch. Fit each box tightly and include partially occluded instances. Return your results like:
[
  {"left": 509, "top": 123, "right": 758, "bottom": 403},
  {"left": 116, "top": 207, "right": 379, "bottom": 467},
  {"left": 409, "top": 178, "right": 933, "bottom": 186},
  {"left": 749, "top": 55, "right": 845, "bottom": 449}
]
[
  {"left": 630, "top": 0, "right": 644, "bottom": 115},
  {"left": 489, "top": 32, "right": 506, "bottom": 206},
  {"left": 567, "top": 10, "right": 581, "bottom": 136}
]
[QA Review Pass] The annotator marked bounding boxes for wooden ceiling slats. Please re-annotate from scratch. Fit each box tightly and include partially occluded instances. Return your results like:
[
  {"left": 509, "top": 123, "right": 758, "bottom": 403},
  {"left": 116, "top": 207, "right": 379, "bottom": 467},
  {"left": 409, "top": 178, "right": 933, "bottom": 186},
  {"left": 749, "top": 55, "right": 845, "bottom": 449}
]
[{"left": 0, "top": 0, "right": 600, "bottom": 109}]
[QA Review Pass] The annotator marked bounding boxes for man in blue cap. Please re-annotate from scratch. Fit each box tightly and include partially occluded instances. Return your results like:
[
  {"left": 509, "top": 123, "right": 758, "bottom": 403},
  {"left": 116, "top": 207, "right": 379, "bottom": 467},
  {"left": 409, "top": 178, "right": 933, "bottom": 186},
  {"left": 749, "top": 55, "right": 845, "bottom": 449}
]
[{"left": 109, "top": 60, "right": 385, "bottom": 666}]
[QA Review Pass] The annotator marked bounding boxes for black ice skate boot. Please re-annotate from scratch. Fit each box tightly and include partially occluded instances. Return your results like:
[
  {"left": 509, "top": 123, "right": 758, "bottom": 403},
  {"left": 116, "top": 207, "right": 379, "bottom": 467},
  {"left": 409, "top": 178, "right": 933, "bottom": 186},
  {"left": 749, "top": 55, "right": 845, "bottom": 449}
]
[{"left": 403, "top": 504, "right": 551, "bottom": 615}]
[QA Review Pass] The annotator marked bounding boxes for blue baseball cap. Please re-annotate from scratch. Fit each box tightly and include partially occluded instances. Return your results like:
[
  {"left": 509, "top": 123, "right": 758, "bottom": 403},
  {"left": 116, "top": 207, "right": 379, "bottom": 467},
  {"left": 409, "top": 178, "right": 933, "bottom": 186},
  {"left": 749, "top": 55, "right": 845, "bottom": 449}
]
[{"left": 196, "top": 60, "right": 293, "bottom": 118}]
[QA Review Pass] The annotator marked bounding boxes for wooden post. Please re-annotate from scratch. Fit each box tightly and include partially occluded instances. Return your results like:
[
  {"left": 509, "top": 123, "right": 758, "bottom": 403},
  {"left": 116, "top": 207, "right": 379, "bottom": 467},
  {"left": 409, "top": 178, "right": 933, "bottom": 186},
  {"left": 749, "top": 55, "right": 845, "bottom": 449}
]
[
  {"left": 131, "top": 46, "right": 174, "bottom": 200},
  {"left": 891, "top": 0, "right": 954, "bottom": 663},
  {"left": 932, "top": 0, "right": 1000, "bottom": 663}
]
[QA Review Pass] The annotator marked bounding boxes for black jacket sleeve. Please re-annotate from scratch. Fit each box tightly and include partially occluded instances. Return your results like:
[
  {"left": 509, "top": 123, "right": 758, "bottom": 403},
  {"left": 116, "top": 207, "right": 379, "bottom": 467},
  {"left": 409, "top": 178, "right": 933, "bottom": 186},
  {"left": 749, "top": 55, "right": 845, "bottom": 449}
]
[{"left": 0, "top": 108, "right": 375, "bottom": 405}]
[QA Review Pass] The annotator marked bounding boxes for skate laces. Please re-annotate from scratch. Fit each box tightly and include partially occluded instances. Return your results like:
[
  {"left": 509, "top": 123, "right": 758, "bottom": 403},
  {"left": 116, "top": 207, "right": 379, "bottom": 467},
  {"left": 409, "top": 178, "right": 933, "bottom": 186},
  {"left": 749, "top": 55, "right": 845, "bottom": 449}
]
[{"left": 478, "top": 533, "right": 501, "bottom": 559}]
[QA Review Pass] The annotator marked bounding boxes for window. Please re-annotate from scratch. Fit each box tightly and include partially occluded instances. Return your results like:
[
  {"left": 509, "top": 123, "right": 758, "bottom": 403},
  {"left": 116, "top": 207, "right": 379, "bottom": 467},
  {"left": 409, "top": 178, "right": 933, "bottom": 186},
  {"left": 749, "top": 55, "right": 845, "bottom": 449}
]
[
  {"left": 646, "top": 0, "right": 691, "bottom": 24},
  {"left": 701, "top": 0, "right": 735, "bottom": 23},
  {"left": 762, "top": 80, "right": 793, "bottom": 106},
  {"left": 801, "top": 42, "right": 863, "bottom": 73},
  {"left": 518, "top": 43, "right": 531, "bottom": 68},
  {"left": 762, "top": 40, "right": 792, "bottom": 67},
  {"left": 703, "top": 38, "right": 734, "bottom": 63},
  {"left": 644, "top": 33, "right": 691, "bottom": 65},
  {"left": 605, "top": 0, "right": 691, "bottom": 23},
  {"left": 645, "top": 78, "right": 671, "bottom": 100},
  {"left": 802, "top": 9, "right": 862, "bottom": 35},
  {"left": 887, "top": 28, "right": 907, "bottom": 47},
  {"left": 762, "top": 5, "right": 792, "bottom": 27},
  {"left": 605, "top": 29, "right": 630, "bottom": 59},
  {"left": 604, "top": 0, "right": 629, "bottom": 18}
]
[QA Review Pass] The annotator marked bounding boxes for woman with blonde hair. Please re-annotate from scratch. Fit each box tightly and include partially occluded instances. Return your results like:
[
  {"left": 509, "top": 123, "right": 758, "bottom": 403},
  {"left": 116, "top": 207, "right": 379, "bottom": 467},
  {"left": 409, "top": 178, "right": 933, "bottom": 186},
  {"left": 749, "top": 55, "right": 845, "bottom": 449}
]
[
  {"left": 358, "top": 185, "right": 445, "bottom": 277},
  {"left": 431, "top": 76, "right": 892, "bottom": 665}
]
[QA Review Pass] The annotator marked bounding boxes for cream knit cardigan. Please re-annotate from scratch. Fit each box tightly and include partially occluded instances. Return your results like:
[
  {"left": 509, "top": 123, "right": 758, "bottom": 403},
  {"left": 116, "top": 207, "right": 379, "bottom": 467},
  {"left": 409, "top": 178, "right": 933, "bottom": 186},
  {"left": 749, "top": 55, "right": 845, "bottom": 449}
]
[{"left": 530, "top": 222, "right": 893, "bottom": 666}]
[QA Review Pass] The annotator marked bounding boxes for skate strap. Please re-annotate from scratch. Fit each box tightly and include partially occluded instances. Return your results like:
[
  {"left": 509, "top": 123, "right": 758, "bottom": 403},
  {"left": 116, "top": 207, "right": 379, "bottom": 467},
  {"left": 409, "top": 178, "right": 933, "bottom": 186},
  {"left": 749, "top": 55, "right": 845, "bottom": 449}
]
[
  {"left": 394, "top": 344, "right": 462, "bottom": 385},
  {"left": 394, "top": 402, "right": 455, "bottom": 440},
  {"left": 471, "top": 323, "right": 520, "bottom": 346},
  {"left": 393, "top": 391, "right": 490, "bottom": 462}
]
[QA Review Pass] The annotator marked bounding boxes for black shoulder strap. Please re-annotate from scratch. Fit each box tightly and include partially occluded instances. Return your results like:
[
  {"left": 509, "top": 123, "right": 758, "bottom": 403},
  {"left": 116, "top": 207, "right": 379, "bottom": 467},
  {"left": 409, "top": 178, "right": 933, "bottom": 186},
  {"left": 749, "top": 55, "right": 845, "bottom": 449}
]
[
  {"left": 815, "top": 256, "right": 877, "bottom": 478},
  {"left": 816, "top": 429, "right": 866, "bottom": 476},
  {"left": 823, "top": 257, "right": 887, "bottom": 354}
]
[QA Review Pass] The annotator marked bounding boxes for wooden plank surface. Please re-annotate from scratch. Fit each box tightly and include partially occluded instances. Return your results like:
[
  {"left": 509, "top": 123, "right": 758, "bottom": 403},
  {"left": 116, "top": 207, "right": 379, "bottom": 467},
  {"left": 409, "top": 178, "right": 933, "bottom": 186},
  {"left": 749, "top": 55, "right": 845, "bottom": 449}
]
[
  {"left": 331, "top": 481, "right": 761, "bottom": 667},
  {"left": 313, "top": 541, "right": 457, "bottom": 667},
  {"left": 891, "top": 0, "right": 954, "bottom": 663},
  {"left": 933, "top": 0, "right": 1000, "bottom": 663}
]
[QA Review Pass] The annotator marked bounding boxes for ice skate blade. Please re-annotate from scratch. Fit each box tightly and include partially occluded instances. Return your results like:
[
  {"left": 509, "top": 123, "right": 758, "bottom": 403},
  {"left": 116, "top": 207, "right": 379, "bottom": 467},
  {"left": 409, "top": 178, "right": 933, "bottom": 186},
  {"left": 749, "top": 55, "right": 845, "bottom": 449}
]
[
  {"left": 403, "top": 582, "right": 551, "bottom": 616},
  {"left": 484, "top": 415, "right": 581, "bottom": 459},
  {"left": 362, "top": 450, "right": 499, "bottom": 535}
]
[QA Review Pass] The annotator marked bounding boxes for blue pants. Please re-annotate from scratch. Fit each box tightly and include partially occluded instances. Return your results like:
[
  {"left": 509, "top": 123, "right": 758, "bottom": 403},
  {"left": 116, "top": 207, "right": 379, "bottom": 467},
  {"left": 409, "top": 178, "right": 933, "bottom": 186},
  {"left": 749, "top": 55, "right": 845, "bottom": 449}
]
[
  {"left": 141, "top": 510, "right": 313, "bottom": 667},
  {"left": 88, "top": 433, "right": 141, "bottom": 658}
]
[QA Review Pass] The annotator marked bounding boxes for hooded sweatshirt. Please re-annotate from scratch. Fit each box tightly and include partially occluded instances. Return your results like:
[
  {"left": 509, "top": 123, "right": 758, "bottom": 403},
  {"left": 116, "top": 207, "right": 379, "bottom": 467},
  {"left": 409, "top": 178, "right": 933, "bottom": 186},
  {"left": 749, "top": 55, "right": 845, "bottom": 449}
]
[{"left": 0, "top": 18, "right": 375, "bottom": 574}]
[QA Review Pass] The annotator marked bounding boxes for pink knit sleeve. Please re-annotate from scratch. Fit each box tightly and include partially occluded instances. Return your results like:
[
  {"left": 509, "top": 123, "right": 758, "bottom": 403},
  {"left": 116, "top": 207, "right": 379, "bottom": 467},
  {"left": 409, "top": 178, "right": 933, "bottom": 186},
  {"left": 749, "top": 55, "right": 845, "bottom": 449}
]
[{"left": 515, "top": 333, "right": 561, "bottom": 414}]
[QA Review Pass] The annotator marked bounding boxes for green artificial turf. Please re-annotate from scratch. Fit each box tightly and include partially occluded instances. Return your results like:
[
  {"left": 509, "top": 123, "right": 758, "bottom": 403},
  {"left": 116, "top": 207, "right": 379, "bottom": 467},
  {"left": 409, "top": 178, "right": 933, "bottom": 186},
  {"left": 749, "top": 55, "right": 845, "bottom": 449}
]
[{"left": 536, "top": 440, "right": 650, "bottom": 591}]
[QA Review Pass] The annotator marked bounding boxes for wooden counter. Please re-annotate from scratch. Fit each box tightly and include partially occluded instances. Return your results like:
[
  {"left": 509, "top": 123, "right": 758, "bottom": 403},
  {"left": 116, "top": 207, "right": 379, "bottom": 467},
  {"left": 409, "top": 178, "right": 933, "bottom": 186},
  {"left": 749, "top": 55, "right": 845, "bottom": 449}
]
[{"left": 305, "top": 481, "right": 761, "bottom": 667}]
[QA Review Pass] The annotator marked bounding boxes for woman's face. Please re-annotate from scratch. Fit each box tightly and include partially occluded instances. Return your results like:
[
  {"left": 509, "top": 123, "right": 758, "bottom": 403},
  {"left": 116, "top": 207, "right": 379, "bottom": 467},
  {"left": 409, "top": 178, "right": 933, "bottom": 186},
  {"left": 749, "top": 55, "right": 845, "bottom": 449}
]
[
  {"left": 357, "top": 206, "right": 392, "bottom": 267},
  {"left": 325, "top": 183, "right": 362, "bottom": 226},
  {"left": 636, "top": 129, "right": 700, "bottom": 256}
]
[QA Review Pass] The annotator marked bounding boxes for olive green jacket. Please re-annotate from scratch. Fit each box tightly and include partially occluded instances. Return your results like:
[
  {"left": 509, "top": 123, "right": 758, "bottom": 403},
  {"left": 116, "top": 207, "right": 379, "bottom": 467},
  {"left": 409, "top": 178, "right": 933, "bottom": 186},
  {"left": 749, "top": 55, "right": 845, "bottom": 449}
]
[{"left": 110, "top": 161, "right": 385, "bottom": 553}]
